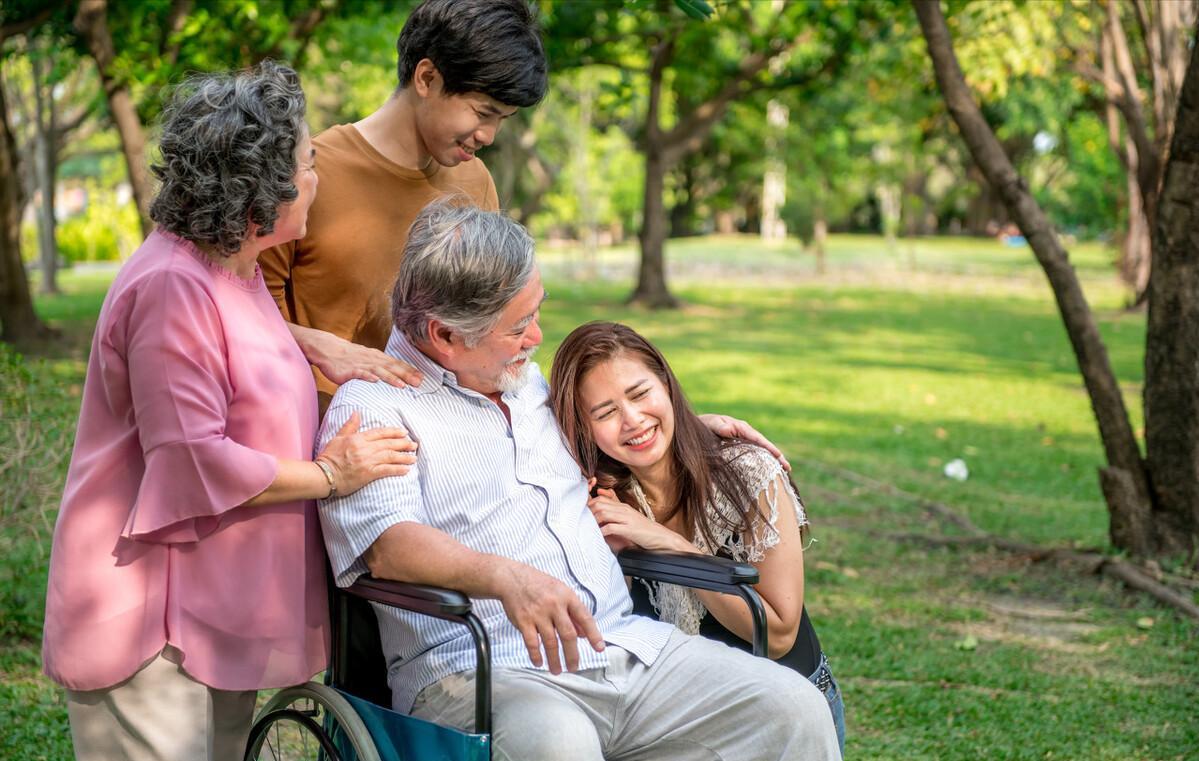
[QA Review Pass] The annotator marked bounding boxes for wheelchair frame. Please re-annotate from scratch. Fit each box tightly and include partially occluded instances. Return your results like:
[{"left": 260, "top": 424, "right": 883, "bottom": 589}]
[{"left": 246, "top": 549, "right": 765, "bottom": 759}]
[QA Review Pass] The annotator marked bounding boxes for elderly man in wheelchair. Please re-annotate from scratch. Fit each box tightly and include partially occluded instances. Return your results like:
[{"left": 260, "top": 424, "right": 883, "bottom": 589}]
[{"left": 244, "top": 200, "right": 841, "bottom": 761}]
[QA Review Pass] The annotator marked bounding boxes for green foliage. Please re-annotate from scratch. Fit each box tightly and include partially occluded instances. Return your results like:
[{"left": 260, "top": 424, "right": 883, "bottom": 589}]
[
  {"left": 522, "top": 67, "right": 645, "bottom": 239},
  {"left": 0, "top": 344, "right": 78, "bottom": 642},
  {"left": 672, "top": 0, "right": 714, "bottom": 22},
  {"left": 52, "top": 182, "right": 141, "bottom": 263}
]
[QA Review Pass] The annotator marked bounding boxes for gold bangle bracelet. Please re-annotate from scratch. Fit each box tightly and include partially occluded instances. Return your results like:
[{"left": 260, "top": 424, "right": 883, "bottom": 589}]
[{"left": 314, "top": 458, "right": 337, "bottom": 499}]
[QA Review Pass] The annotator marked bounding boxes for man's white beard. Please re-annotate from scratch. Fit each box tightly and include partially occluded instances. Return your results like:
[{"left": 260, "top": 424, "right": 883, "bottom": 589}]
[{"left": 495, "top": 346, "right": 538, "bottom": 394}]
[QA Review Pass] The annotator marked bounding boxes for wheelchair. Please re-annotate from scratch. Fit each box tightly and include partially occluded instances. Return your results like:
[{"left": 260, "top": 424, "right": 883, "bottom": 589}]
[{"left": 242, "top": 549, "right": 769, "bottom": 761}]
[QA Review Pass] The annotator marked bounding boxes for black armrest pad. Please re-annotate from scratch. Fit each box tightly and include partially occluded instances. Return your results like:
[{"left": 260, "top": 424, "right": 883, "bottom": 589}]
[
  {"left": 345, "top": 575, "right": 472, "bottom": 618},
  {"left": 618, "top": 550, "right": 759, "bottom": 593}
]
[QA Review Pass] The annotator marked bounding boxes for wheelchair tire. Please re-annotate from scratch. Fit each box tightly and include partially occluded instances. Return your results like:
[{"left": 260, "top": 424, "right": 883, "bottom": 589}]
[{"left": 244, "top": 683, "right": 382, "bottom": 761}]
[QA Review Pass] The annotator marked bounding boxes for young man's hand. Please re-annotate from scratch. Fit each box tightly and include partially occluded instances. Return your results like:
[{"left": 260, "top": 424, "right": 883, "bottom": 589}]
[{"left": 290, "top": 324, "right": 424, "bottom": 388}]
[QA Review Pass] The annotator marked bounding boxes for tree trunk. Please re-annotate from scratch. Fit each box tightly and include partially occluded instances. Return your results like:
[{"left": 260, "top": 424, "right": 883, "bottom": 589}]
[
  {"left": 1118, "top": 165, "right": 1152, "bottom": 303},
  {"left": 631, "top": 40, "right": 678, "bottom": 309},
  {"left": 1097, "top": 1, "right": 1196, "bottom": 305},
  {"left": 75, "top": 0, "right": 152, "bottom": 236},
  {"left": 1143, "top": 30, "right": 1199, "bottom": 561},
  {"left": 632, "top": 147, "right": 678, "bottom": 308},
  {"left": 629, "top": 22, "right": 801, "bottom": 307},
  {"left": 31, "top": 51, "right": 59, "bottom": 295},
  {"left": 963, "top": 165, "right": 1007, "bottom": 235},
  {"left": 669, "top": 159, "right": 697, "bottom": 239},
  {"left": 914, "top": 0, "right": 1155, "bottom": 557},
  {"left": 812, "top": 215, "right": 827, "bottom": 275},
  {"left": 760, "top": 98, "right": 788, "bottom": 242},
  {"left": 0, "top": 71, "right": 51, "bottom": 343}
]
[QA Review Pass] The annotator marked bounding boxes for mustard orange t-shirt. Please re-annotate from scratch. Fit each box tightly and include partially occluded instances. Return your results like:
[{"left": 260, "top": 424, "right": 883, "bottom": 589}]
[{"left": 260, "top": 124, "right": 499, "bottom": 410}]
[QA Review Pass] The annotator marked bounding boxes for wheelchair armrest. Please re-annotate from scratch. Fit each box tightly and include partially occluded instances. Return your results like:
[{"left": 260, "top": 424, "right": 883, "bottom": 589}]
[
  {"left": 618, "top": 549, "right": 769, "bottom": 658},
  {"left": 338, "top": 575, "right": 491, "bottom": 734},
  {"left": 618, "top": 550, "right": 759, "bottom": 593},
  {"left": 345, "top": 575, "right": 472, "bottom": 619}
]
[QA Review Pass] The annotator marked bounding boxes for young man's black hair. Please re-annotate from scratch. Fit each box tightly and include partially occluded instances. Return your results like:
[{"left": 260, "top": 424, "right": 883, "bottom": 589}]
[{"left": 396, "top": 0, "right": 547, "bottom": 108}]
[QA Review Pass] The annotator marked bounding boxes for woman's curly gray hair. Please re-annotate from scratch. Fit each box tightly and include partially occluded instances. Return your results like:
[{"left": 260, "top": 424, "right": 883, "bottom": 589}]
[{"left": 149, "top": 60, "right": 306, "bottom": 256}]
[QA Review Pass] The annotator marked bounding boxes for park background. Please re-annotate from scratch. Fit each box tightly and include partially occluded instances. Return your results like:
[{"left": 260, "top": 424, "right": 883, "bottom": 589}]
[{"left": 1, "top": 1, "right": 1197, "bottom": 758}]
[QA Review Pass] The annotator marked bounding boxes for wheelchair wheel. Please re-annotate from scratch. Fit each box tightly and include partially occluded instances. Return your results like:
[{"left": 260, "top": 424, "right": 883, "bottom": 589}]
[{"left": 244, "top": 683, "right": 381, "bottom": 761}]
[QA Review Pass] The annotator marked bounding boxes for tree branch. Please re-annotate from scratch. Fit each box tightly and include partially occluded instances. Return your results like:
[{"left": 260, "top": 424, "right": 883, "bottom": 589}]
[
  {"left": 0, "top": 3, "right": 62, "bottom": 42},
  {"left": 660, "top": 37, "right": 793, "bottom": 165},
  {"left": 256, "top": 2, "right": 336, "bottom": 66},
  {"left": 643, "top": 37, "right": 675, "bottom": 150},
  {"left": 1106, "top": 0, "right": 1160, "bottom": 193},
  {"left": 159, "top": 0, "right": 193, "bottom": 66}
]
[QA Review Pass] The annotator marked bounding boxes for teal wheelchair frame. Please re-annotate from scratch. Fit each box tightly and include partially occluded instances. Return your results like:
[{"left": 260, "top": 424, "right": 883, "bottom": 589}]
[{"left": 243, "top": 550, "right": 766, "bottom": 761}]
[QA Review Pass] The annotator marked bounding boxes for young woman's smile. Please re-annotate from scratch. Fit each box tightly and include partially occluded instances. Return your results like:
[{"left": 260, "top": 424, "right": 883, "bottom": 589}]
[{"left": 578, "top": 354, "right": 675, "bottom": 478}]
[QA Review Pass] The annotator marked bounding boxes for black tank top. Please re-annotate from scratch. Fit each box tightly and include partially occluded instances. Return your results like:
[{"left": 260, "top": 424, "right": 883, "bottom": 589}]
[{"left": 629, "top": 575, "right": 823, "bottom": 677}]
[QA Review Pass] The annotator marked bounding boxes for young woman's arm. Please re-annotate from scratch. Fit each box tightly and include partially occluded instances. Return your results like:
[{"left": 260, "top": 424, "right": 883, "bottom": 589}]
[
  {"left": 588, "top": 474, "right": 807, "bottom": 658},
  {"left": 689, "top": 473, "right": 806, "bottom": 658}
]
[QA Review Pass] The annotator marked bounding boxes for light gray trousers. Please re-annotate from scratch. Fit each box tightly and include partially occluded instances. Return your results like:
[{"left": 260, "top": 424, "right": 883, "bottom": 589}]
[{"left": 411, "top": 630, "right": 842, "bottom": 761}]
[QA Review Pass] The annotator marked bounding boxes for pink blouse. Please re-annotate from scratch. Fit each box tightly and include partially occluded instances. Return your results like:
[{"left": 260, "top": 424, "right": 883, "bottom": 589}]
[{"left": 42, "top": 230, "right": 328, "bottom": 692}]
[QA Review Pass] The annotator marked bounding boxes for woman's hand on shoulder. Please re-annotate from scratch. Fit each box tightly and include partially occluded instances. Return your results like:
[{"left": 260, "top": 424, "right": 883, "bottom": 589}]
[
  {"left": 587, "top": 484, "right": 694, "bottom": 554},
  {"left": 315, "top": 411, "right": 418, "bottom": 496}
]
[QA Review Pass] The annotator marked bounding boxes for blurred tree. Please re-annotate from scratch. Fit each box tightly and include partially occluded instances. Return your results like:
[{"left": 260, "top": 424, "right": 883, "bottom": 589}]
[
  {"left": 916, "top": 0, "right": 1199, "bottom": 563},
  {"left": 4, "top": 32, "right": 99, "bottom": 294},
  {"left": 1071, "top": 0, "right": 1197, "bottom": 305},
  {"left": 543, "top": 0, "right": 869, "bottom": 307},
  {"left": 0, "top": 2, "right": 62, "bottom": 342},
  {"left": 71, "top": 0, "right": 358, "bottom": 236},
  {"left": 73, "top": 0, "right": 153, "bottom": 234}
]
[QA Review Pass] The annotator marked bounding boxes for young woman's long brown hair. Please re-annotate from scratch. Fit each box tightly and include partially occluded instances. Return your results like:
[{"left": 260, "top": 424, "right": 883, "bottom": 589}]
[{"left": 549, "top": 321, "right": 769, "bottom": 551}]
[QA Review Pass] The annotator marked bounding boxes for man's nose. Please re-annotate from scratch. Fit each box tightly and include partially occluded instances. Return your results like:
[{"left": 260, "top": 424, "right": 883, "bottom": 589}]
[
  {"left": 475, "top": 121, "right": 498, "bottom": 147},
  {"left": 524, "top": 319, "right": 542, "bottom": 347}
]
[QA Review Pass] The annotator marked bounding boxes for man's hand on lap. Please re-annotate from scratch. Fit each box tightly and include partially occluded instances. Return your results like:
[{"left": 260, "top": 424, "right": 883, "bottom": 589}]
[{"left": 495, "top": 562, "right": 605, "bottom": 674}]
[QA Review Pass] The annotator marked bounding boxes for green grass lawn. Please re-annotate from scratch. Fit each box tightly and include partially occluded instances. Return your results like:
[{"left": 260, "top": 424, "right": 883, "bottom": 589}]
[{"left": 2, "top": 234, "right": 1195, "bottom": 760}]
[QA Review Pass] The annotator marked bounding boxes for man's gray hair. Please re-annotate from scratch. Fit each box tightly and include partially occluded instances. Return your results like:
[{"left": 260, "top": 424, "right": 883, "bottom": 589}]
[{"left": 392, "top": 200, "right": 536, "bottom": 347}]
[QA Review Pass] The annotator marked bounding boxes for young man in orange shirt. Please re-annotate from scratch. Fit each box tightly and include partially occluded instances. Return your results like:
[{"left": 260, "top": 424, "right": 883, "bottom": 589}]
[{"left": 261, "top": 0, "right": 547, "bottom": 413}]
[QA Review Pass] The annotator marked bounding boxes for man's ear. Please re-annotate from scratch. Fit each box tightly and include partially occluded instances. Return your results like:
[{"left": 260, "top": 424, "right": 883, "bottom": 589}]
[
  {"left": 426, "top": 319, "right": 458, "bottom": 357},
  {"left": 412, "top": 58, "right": 441, "bottom": 98}
]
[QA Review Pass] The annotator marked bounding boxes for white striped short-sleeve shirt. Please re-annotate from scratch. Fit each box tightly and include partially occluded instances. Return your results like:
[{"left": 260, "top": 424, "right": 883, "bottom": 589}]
[{"left": 317, "top": 328, "right": 674, "bottom": 713}]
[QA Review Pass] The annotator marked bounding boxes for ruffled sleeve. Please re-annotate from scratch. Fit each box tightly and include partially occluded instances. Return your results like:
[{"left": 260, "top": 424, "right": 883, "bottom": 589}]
[
  {"left": 716, "top": 445, "right": 808, "bottom": 563},
  {"left": 117, "top": 270, "right": 278, "bottom": 544}
]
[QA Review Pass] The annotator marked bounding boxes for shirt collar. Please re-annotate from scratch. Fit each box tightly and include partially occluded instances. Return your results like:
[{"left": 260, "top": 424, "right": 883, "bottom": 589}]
[
  {"left": 384, "top": 326, "right": 538, "bottom": 406},
  {"left": 386, "top": 327, "right": 458, "bottom": 394}
]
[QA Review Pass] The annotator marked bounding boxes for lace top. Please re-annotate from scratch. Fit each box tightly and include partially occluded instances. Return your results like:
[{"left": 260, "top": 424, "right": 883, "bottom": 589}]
[{"left": 627, "top": 444, "right": 808, "bottom": 635}]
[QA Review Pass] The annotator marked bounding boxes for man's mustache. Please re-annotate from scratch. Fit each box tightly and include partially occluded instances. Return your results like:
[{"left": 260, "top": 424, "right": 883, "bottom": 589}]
[{"left": 506, "top": 345, "right": 539, "bottom": 367}]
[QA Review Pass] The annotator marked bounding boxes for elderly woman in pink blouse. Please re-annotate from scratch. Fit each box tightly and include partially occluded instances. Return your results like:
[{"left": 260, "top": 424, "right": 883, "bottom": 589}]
[{"left": 41, "top": 61, "right": 416, "bottom": 761}]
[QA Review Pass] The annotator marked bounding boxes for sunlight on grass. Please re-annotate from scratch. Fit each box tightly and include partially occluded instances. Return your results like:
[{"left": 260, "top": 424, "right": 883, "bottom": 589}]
[{"left": 4, "top": 234, "right": 1193, "bottom": 761}]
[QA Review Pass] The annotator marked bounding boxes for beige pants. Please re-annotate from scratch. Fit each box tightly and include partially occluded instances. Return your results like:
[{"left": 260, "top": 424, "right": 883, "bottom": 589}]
[{"left": 66, "top": 648, "right": 257, "bottom": 761}]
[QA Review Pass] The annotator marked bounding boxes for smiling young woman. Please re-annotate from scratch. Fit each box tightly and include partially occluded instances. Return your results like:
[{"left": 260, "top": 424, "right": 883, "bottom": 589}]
[{"left": 548, "top": 321, "right": 846, "bottom": 754}]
